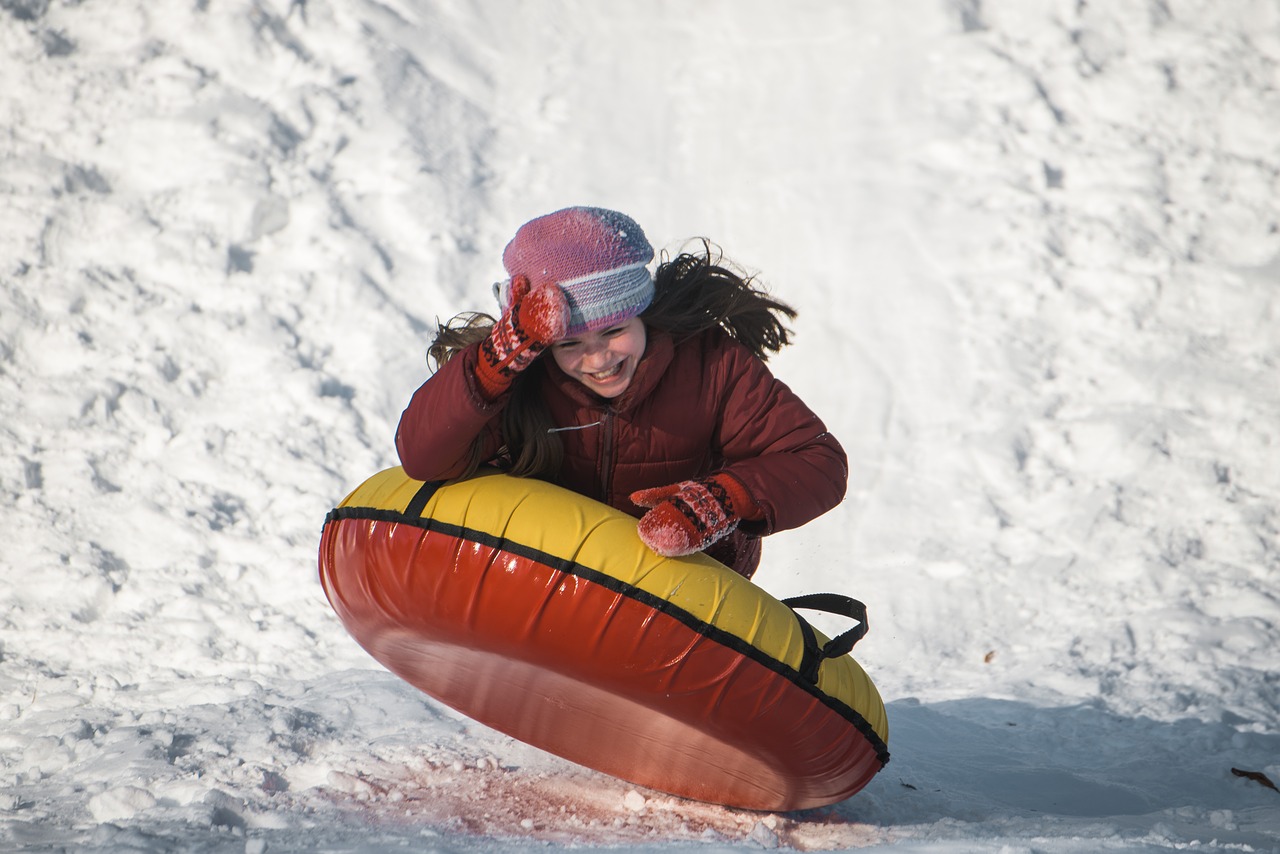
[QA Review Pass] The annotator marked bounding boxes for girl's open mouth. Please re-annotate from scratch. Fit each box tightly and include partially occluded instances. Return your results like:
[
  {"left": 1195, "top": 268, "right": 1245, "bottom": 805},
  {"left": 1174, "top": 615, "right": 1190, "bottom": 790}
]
[{"left": 588, "top": 363, "right": 624, "bottom": 382}]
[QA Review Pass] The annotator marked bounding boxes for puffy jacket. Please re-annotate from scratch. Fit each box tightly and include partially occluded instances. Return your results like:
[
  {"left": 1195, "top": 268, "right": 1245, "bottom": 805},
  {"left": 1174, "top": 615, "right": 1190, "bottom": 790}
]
[{"left": 396, "top": 328, "right": 848, "bottom": 577}]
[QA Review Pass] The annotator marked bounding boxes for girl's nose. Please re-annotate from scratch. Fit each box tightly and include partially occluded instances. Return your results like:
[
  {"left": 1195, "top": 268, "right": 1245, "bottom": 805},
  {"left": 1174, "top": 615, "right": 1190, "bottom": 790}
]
[{"left": 582, "top": 350, "right": 614, "bottom": 373}]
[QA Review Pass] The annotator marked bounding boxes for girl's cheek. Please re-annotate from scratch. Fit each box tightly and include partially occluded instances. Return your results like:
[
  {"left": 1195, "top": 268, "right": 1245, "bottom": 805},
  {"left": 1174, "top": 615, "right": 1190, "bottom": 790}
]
[{"left": 550, "top": 347, "right": 581, "bottom": 374}]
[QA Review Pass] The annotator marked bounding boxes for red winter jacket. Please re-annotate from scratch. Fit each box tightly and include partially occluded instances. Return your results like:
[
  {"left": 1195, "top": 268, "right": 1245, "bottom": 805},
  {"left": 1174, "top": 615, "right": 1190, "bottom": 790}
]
[{"left": 395, "top": 328, "right": 847, "bottom": 578}]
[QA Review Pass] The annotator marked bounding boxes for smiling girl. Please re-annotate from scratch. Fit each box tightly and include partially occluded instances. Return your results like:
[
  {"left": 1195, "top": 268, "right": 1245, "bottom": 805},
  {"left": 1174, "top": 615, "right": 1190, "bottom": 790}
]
[
  {"left": 549, "top": 316, "right": 647, "bottom": 398},
  {"left": 395, "top": 207, "right": 846, "bottom": 579}
]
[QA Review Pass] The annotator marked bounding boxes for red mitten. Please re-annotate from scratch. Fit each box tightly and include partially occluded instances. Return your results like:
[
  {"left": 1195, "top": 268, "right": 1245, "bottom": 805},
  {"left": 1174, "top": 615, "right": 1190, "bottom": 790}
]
[
  {"left": 630, "top": 474, "right": 760, "bottom": 558},
  {"left": 475, "top": 275, "right": 570, "bottom": 399}
]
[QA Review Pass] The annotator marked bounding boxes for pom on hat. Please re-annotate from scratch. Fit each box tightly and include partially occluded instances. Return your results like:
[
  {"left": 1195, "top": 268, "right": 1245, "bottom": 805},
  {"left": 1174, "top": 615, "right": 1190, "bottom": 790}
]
[{"left": 499, "top": 207, "right": 655, "bottom": 336}]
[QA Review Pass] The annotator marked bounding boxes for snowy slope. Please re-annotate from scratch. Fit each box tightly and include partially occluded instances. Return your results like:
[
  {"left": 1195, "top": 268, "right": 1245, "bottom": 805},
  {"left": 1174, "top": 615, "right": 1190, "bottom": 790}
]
[{"left": 2, "top": 0, "right": 1278, "bottom": 851}]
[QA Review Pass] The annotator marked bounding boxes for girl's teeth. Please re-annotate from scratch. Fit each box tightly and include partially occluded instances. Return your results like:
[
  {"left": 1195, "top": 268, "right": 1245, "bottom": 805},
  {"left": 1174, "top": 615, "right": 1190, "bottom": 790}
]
[{"left": 591, "top": 364, "right": 621, "bottom": 380}]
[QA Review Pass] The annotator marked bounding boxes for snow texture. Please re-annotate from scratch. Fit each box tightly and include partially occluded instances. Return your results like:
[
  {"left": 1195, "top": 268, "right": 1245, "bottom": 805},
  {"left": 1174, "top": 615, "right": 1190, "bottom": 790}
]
[{"left": 2, "top": 0, "right": 1279, "bottom": 851}]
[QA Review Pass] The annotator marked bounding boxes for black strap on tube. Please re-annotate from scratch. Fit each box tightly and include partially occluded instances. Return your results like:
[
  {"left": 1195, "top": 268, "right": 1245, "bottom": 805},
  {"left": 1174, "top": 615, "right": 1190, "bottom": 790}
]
[
  {"left": 781, "top": 593, "right": 870, "bottom": 684},
  {"left": 403, "top": 480, "right": 445, "bottom": 518}
]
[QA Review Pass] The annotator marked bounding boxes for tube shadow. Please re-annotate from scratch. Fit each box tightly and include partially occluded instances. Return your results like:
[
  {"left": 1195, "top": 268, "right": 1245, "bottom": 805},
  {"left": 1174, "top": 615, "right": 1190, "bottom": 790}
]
[{"left": 829, "top": 697, "right": 1280, "bottom": 824}]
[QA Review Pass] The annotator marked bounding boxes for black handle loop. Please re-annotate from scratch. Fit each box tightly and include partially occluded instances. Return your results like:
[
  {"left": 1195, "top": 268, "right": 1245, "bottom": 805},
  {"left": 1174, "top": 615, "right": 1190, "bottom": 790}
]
[{"left": 781, "top": 593, "right": 869, "bottom": 684}]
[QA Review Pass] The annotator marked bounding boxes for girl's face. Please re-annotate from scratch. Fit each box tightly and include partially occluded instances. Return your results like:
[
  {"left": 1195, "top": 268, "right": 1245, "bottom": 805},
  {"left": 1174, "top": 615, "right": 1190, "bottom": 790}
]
[{"left": 549, "top": 317, "right": 647, "bottom": 398}]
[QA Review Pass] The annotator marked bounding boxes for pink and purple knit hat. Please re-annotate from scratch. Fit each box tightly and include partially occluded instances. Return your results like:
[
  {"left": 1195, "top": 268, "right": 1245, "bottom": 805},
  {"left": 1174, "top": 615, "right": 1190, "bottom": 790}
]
[{"left": 499, "top": 206, "right": 655, "bottom": 336}]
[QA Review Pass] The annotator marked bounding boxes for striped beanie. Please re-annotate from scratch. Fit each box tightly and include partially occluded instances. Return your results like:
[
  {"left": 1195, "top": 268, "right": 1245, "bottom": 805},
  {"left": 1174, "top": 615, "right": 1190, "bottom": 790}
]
[{"left": 499, "top": 206, "right": 655, "bottom": 336}]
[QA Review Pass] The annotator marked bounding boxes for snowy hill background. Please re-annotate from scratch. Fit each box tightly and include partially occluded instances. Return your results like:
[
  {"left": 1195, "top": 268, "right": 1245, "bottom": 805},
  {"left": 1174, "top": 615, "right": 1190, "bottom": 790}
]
[{"left": 2, "top": 0, "right": 1279, "bottom": 851}]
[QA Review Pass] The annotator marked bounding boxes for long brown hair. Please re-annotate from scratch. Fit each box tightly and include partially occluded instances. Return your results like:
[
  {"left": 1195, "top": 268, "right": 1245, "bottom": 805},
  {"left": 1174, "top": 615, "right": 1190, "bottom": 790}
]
[
  {"left": 645, "top": 240, "right": 795, "bottom": 360},
  {"left": 426, "top": 242, "right": 796, "bottom": 480}
]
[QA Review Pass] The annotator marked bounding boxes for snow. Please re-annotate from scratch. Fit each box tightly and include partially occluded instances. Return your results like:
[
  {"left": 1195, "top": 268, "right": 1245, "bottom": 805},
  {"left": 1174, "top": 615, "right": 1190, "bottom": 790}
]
[{"left": 2, "top": 0, "right": 1279, "bottom": 850}]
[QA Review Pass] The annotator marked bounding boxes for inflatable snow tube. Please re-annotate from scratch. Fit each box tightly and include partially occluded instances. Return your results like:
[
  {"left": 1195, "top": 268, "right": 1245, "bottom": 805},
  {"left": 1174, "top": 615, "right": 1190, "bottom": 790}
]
[{"left": 318, "top": 467, "right": 889, "bottom": 811}]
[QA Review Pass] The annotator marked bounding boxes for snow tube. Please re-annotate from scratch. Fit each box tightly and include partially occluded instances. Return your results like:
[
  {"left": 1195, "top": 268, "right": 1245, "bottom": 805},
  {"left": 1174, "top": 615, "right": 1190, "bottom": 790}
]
[{"left": 318, "top": 467, "right": 889, "bottom": 811}]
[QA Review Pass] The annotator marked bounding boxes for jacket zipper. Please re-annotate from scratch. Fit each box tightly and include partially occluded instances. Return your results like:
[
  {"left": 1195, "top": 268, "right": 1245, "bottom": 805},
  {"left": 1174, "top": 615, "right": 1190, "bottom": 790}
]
[{"left": 597, "top": 407, "right": 615, "bottom": 504}]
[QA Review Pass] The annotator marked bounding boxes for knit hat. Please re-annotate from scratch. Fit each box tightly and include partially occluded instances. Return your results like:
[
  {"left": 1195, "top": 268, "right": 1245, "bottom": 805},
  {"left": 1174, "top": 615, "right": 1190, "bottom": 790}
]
[{"left": 499, "top": 206, "right": 655, "bottom": 336}]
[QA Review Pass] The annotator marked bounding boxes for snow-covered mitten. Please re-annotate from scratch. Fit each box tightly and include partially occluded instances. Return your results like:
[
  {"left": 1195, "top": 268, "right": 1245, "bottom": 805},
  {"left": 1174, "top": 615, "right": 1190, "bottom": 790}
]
[
  {"left": 630, "top": 474, "right": 760, "bottom": 558},
  {"left": 475, "top": 275, "right": 570, "bottom": 399}
]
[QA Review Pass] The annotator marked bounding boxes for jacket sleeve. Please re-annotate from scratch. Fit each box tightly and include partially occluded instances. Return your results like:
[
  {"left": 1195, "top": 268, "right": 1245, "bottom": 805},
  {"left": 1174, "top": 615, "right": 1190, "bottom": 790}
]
[
  {"left": 394, "top": 344, "right": 507, "bottom": 481},
  {"left": 710, "top": 338, "right": 848, "bottom": 535}
]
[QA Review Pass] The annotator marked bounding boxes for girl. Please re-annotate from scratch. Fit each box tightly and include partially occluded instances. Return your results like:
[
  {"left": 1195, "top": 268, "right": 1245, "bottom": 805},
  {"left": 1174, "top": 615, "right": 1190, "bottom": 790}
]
[{"left": 396, "top": 206, "right": 846, "bottom": 579}]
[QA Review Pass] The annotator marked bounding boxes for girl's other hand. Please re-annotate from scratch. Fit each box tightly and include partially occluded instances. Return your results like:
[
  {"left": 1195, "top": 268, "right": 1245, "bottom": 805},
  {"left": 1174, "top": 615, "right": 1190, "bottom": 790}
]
[{"left": 630, "top": 474, "right": 757, "bottom": 558}]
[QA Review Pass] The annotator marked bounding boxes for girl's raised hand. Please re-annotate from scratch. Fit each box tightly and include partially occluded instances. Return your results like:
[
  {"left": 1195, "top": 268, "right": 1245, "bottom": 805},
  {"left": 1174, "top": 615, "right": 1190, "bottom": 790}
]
[{"left": 475, "top": 275, "right": 569, "bottom": 399}]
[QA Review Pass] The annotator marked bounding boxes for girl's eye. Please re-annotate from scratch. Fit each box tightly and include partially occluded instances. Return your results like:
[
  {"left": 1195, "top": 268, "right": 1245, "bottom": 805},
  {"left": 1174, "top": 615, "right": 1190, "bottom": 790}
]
[
  {"left": 554, "top": 340, "right": 581, "bottom": 351},
  {"left": 604, "top": 326, "right": 626, "bottom": 337}
]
